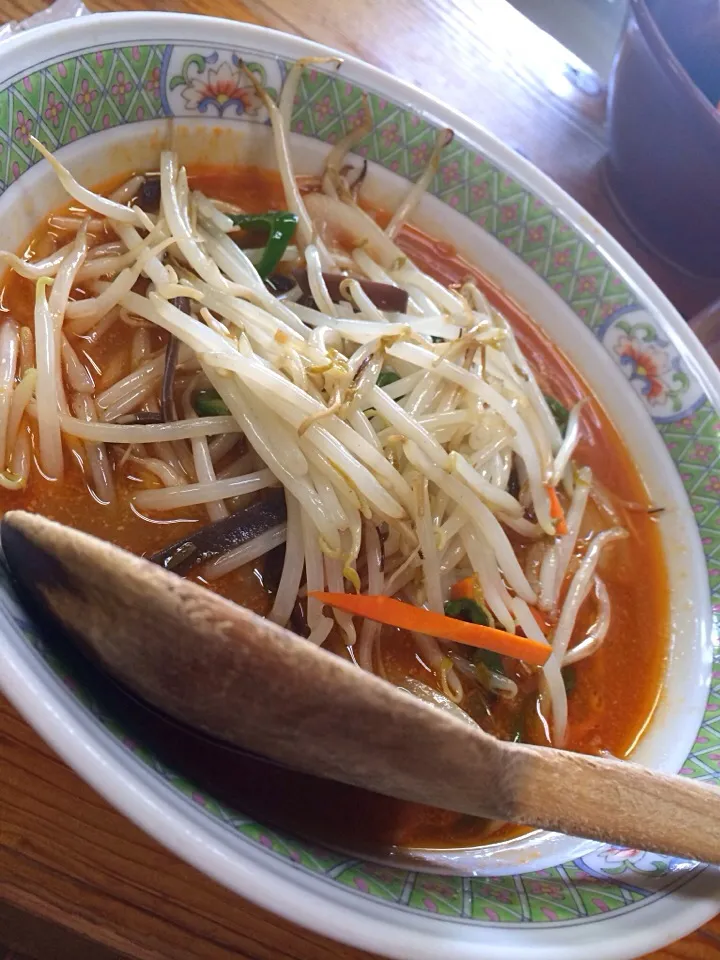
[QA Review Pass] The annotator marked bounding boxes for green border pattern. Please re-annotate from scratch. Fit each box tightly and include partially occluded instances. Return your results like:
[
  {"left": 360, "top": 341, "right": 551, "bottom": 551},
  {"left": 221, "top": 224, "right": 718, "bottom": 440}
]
[{"left": 0, "top": 43, "right": 718, "bottom": 926}]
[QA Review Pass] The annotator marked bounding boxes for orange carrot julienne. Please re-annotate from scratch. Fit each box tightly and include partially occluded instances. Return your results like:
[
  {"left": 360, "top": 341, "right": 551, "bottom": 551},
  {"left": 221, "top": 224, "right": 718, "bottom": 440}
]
[
  {"left": 311, "top": 592, "right": 552, "bottom": 666},
  {"left": 450, "top": 575, "right": 476, "bottom": 601},
  {"left": 546, "top": 484, "right": 568, "bottom": 536}
]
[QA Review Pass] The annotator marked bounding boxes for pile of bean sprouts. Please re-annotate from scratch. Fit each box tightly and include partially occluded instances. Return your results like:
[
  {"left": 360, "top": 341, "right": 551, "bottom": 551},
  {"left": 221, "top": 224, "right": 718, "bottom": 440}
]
[{"left": 0, "top": 58, "right": 628, "bottom": 748}]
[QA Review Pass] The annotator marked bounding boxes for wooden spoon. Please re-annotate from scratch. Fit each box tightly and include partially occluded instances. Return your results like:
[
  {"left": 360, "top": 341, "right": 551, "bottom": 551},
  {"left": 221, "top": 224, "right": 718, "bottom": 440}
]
[{"left": 3, "top": 508, "right": 719, "bottom": 863}]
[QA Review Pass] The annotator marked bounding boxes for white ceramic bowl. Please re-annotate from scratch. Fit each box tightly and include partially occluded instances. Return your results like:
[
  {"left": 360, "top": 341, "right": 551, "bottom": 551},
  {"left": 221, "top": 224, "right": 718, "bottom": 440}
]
[{"left": 0, "top": 12, "right": 718, "bottom": 960}]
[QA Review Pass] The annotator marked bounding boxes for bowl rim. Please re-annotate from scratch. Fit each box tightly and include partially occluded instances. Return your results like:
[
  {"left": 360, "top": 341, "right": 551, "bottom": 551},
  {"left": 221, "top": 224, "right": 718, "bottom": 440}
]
[{"left": 0, "top": 10, "right": 718, "bottom": 960}]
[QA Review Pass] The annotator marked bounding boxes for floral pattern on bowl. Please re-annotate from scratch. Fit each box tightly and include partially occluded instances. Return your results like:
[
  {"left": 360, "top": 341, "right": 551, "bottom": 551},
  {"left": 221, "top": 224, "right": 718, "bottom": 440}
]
[
  {"left": 0, "top": 35, "right": 717, "bottom": 941},
  {"left": 599, "top": 307, "right": 705, "bottom": 421},
  {"left": 163, "top": 47, "right": 280, "bottom": 119}
]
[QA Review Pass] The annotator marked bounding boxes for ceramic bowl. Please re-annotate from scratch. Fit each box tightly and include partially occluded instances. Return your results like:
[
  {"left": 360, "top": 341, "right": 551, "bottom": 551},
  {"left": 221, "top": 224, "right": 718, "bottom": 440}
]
[{"left": 0, "top": 12, "right": 718, "bottom": 960}]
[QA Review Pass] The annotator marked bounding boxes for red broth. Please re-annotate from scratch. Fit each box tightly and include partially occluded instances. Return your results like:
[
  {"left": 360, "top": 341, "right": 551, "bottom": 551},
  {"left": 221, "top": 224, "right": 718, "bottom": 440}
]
[{"left": 0, "top": 166, "right": 668, "bottom": 850}]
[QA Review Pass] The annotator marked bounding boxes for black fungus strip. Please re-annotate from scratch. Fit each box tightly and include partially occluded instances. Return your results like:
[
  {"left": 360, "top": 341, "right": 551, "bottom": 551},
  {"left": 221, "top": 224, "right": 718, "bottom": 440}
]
[
  {"left": 116, "top": 412, "right": 164, "bottom": 425},
  {"left": 290, "top": 598, "right": 308, "bottom": 638},
  {"left": 135, "top": 174, "right": 161, "bottom": 213},
  {"left": 292, "top": 269, "right": 409, "bottom": 313},
  {"left": 148, "top": 490, "right": 287, "bottom": 575},
  {"left": 260, "top": 541, "right": 308, "bottom": 638},
  {"left": 161, "top": 336, "right": 179, "bottom": 422},
  {"left": 265, "top": 273, "right": 297, "bottom": 296},
  {"left": 352, "top": 353, "right": 373, "bottom": 384},
  {"left": 161, "top": 297, "right": 189, "bottom": 422},
  {"left": 349, "top": 159, "right": 369, "bottom": 198}
]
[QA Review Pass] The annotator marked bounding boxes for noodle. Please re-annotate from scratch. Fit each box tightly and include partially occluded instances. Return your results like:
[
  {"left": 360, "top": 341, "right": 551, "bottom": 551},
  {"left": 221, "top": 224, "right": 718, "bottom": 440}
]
[{"left": 0, "top": 58, "right": 644, "bottom": 775}]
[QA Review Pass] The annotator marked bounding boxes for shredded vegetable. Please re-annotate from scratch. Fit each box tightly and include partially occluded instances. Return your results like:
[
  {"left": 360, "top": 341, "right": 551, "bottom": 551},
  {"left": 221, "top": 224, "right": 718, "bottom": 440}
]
[
  {"left": 312, "top": 592, "right": 552, "bottom": 665},
  {"left": 444, "top": 597, "right": 492, "bottom": 627},
  {"left": 546, "top": 485, "right": 568, "bottom": 536},
  {"left": 0, "top": 56, "right": 639, "bottom": 756},
  {"left": 194, "top": 388, "right": 230, "bottom": 418},
  {"left": 229, "top": 211, "right": 298, "bottom": 279}
]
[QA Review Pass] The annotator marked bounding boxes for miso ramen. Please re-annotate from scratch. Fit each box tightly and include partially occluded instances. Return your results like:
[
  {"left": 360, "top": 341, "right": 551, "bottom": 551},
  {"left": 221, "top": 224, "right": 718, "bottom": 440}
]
[{"left": 0, "top": 59, "right": 668, "bottom": 850}]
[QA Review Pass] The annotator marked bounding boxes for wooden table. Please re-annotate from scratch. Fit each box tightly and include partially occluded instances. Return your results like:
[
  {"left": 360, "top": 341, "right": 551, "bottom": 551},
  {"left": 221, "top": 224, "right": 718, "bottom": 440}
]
[{"left": 0, "top": 1, "right": 718, "bottom": 958}]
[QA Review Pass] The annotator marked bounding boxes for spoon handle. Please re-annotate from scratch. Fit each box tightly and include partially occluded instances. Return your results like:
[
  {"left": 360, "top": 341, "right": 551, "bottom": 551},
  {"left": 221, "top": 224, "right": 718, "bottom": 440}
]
[{"left": 508, "top": 746, "right": 720, "bottom": 862}]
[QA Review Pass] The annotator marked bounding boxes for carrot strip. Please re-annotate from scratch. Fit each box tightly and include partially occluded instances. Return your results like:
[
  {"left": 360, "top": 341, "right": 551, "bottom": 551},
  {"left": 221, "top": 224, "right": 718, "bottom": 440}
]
[
  {"left": 546, "top": 484, "right": 563, "bottom": 519},
  {"left": 546, "top": 484, "right": 568, "bottom": 535},
  {"left": 311, "top": 592, "right": 552, "bottom": 666},
  {"left": 450, "top": 575, "right": 475, "bottom": 601}
]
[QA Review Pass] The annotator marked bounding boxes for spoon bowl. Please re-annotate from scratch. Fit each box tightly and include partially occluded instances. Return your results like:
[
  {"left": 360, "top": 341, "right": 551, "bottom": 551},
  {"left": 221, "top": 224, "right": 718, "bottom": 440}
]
[{"left": 3, "top": 507, "right": 720, "bottom": 864}]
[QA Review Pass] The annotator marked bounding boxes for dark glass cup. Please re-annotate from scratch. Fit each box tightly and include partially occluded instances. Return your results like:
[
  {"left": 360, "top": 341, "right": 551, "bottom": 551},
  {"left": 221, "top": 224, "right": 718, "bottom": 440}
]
[{"left": 603, "top": 0, "right": 720, "bottom": 278}]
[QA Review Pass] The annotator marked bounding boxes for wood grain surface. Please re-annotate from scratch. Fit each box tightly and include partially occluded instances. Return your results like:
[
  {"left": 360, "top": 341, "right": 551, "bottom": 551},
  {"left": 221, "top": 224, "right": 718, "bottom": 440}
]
[{"left": 0, "top": 1, "right": 717, "bottom": 959}]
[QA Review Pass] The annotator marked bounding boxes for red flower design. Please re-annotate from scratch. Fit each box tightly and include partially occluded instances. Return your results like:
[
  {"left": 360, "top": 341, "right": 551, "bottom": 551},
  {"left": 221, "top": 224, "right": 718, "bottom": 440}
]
[
  {"left": 527, "top": 224, "right": 545, "bottom": 243},
  {"left": 146, "top": 66, "right": 161, "bottom": 98},
  {"left": 525, "top": 880, "right": 565, "bottom": 899},
  {"left": 111, "top": 70, "right": 133, "bottom": 106},
  {"left": 614, "top": 332, "right": 671, "bottom": 404},
  {"left": 693, "top": 443, "right": 714, "bottom": 462},
  {"left": 483, "top": 886, "right": 513, "bottom": 903},
  {"left": 44, "top": 93, "right": 63, "bottom": 127},
  {"left": 441, "top": 160, "right": 461, "bottom": 185},
  {"left": 314, "top": 94, "right": 334, "bottom": 122},
  {"left": 705, "top": 475, "right": 720, "bottom": 495},
  {"left": 553, "top": 248, "right": 573, "bottom": 269},
  {"left": 471, "top": 182, "right": 489, "bottom": 203},
  {"left": 14, "top": 111, "right": 32, "bottom": 144},
  {"left": 411, "top": 142, "right": 430, "bottom": 167},
  {"left": 576, "top": 275, "right": 597, "bottom": 295},
  {"left": 181, "top": 62, "right": 263, "bottom": 118},
  {"left": 380, "top": 122, "right": 400, "bottom": 147},
  {"left": 346, "top": 108, "right": 367, "bottom": 130},
  {"left": 76, "top": 78, "right": 98, "bottom": 114}
]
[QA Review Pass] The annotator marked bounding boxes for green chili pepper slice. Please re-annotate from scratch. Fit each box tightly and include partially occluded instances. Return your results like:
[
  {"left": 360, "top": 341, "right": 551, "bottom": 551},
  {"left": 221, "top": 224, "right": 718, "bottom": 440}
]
[
  {"left": 444, "top": 597, "right": 492, "bottom": 627},
  {"left": 544, "top": 394, "right": 570, "bottom": 436},
  {"left": 193, "top": 388, "right": 230, "bottom": 417},
  {"left": 228, "top": 211, "right": 298, "bottom": 279},
  {"left": 445, "top": 597, "right": 504, "bottom": 676},
  {"left": 377, "top": 370, "right": 401, "bottom": 389},
  {"left": 474, "top": 649, "right": 505, "bottom": 675}
]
